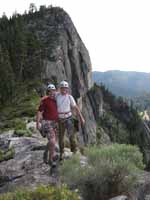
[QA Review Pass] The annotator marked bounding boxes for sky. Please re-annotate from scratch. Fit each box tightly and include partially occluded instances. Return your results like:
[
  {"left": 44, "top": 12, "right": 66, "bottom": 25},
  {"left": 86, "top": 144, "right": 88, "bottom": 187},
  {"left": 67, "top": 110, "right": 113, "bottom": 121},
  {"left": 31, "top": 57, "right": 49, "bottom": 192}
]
[{"left": 1, "top": 0, "right": 150, "bottom": 72}]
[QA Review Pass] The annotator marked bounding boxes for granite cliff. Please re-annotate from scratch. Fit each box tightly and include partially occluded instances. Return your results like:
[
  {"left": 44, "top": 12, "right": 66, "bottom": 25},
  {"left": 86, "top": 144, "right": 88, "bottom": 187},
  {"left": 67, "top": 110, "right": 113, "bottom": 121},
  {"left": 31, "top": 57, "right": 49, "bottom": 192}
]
[
  {"left": 0, "top": 6, "right": 103, "bottom": 144},
  {"left": 29, "top": 7, "right": 103, "bottom": 143}
]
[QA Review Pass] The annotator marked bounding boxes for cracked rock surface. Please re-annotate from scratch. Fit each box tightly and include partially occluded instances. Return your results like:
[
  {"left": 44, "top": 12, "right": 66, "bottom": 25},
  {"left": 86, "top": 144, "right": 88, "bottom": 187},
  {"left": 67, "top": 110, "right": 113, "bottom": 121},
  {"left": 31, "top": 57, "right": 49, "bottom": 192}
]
[{"left": 0, "top": 131, "right": 58, "bottom": 193}]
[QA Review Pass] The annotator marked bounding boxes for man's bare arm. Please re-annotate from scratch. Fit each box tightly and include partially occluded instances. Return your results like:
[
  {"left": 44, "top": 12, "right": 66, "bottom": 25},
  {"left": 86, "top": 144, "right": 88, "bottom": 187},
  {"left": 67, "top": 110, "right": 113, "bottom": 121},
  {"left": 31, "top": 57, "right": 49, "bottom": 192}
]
[
  {"left": 36, "top": 111, "right": 43, "bottom": 130},
  {"left": 74, "top": 105, "right": 85, "bottom": 125}
]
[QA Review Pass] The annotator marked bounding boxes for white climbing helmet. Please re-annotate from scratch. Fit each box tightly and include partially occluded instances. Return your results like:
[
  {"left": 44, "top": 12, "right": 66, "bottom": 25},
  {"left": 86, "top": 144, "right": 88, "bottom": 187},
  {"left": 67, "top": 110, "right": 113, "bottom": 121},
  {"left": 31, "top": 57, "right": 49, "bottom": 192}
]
[
  {"left": 47, "top": 84, "right": 56, "bottom": 90},
  {"left": 59, "top": 81, "right": 69, "bottom": 88}
]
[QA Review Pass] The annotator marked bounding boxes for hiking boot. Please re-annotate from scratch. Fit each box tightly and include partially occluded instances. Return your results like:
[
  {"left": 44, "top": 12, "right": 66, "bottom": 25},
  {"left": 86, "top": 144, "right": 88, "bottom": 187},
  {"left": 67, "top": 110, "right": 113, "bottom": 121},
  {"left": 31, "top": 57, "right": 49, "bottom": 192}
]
[
  {"left": 49, "top": 162, "right": 57, "bottom": 176},
  {"left": 59, "top": 157, "right": 64, "bottom": 165},
  {"left": 43, "top": 150, "right": 48, "bottom": 164},
  {"left": 48, "top": 156, "right": 58, "bottom": 167},
  {"left": 59, "top": 155, "right": 64, "bottom": 162},
  {"left": 51, "top": 161, "right": 57, "bottom": 168}
]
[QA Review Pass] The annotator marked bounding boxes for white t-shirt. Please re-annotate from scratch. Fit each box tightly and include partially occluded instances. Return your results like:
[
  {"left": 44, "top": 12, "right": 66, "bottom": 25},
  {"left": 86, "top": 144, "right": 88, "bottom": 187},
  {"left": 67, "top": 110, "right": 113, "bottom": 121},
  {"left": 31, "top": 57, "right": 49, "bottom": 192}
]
[{"left": 55, "top": 93, "right": 76, "bottom": 118}]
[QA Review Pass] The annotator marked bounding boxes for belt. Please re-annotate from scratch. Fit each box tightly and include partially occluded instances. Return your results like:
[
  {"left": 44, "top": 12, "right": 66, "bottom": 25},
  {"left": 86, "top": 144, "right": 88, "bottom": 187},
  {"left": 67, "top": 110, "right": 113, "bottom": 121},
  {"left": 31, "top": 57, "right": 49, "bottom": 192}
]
[
  {"left": 58, "top": 111, "right": 72, "bottom": 119},
  {"left": 58, "top": 111, "right": 71, "bottom": 114}
]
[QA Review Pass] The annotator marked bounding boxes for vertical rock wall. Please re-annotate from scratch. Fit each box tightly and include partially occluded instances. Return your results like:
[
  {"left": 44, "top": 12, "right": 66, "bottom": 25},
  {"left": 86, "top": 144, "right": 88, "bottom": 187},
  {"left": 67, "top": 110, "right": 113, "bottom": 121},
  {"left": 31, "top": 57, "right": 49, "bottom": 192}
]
[{"left": 27, "top": 7, "right": 103, "bottom": 143}]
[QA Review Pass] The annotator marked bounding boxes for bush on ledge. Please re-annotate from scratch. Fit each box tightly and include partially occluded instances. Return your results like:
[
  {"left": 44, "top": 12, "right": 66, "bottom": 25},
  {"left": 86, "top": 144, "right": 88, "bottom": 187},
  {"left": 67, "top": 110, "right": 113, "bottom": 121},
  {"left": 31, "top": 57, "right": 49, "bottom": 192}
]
[
  {"left": 0, "top": 185, "right": 80, "bottom": 200},
  {"left": 60, "top": 144, "right": 144, "bottom": 200}
]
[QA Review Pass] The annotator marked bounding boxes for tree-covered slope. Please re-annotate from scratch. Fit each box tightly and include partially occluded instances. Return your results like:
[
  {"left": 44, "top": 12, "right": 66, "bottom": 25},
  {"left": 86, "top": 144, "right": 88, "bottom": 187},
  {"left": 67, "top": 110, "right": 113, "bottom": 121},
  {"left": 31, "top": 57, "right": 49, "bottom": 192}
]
[{"left": 94, "top": 83, "right": 150, "bottom": 168}]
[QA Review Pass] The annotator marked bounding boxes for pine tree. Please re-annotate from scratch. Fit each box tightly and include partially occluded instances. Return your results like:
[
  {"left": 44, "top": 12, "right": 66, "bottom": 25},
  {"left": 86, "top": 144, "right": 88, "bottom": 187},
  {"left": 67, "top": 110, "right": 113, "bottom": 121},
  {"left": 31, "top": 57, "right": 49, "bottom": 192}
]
[
  {"left": 0, "top": 47, "right": 15, "bottom": 104},
  {"left": 8, "top": 15, "right": 27, "bottom": 80}
]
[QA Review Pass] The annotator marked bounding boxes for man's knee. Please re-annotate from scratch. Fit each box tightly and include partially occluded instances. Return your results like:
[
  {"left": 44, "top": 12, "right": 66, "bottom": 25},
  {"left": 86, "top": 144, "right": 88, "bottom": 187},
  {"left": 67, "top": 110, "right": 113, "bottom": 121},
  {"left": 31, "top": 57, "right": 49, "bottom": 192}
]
[
  {"left": 49, "top": 138, "right": 55, "bottom": 147},
  {"left": 66, "top": 119, "right": 74, "bottom": 136}
]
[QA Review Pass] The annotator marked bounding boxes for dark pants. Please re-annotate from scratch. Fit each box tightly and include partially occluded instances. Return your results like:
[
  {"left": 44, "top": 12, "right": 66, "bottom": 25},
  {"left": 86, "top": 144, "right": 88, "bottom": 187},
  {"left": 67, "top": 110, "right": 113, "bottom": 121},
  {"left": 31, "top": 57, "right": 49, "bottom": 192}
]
[{"left": 58, "top": 117, "right": 77, "bottom": 158}]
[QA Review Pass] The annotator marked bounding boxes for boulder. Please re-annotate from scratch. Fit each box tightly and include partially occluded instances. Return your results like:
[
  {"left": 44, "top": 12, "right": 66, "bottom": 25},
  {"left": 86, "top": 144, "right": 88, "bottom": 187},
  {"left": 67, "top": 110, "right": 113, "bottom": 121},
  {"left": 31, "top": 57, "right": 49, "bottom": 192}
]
[
  {"left": 26, "top": 121, "right": 36, "bottom": 131},
  {"left": 110, "top": 195, "right": 128, "bottom": 200}
]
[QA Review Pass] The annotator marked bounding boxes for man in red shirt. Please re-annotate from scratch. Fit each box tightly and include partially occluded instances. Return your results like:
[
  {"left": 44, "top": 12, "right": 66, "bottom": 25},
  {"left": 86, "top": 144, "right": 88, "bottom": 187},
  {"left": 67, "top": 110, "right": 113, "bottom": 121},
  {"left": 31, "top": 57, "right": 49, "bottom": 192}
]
[{"left": 36, "top": 84, "right": 58, "bottom": 167}]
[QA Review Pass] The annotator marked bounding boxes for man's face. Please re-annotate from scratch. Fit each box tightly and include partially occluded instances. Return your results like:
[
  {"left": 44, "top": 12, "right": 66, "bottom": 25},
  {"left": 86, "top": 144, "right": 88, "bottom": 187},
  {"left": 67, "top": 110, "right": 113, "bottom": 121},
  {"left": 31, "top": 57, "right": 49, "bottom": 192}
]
[
  {"left": 60, "top": 87, "right": 69, "bottom": 95},
  {"left": 47, "top": 89, "right": 55, "bottom": 97}
]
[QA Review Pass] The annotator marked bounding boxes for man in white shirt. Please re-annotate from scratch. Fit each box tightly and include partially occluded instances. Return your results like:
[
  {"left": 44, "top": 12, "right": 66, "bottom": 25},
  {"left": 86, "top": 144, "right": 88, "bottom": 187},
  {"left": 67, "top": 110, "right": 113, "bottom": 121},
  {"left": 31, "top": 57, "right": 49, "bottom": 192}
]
[{"left": 56, "top": 81, "right": 85, "bottom": 160}]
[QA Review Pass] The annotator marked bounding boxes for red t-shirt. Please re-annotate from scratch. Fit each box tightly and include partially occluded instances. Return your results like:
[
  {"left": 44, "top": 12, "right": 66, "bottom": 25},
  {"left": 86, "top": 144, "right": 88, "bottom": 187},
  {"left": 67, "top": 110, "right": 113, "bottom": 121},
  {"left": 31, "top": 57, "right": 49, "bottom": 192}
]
[{"left": 38, "top": 96, "right": 58, "bottom": 121}]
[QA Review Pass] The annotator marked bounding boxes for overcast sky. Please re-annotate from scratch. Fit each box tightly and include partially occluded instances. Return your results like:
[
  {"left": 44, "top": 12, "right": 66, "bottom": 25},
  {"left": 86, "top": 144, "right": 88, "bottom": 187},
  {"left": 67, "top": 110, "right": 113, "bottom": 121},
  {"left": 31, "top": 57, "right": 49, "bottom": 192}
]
[{"left": 1, "top": 0, "right": 150, "bottom": 72}]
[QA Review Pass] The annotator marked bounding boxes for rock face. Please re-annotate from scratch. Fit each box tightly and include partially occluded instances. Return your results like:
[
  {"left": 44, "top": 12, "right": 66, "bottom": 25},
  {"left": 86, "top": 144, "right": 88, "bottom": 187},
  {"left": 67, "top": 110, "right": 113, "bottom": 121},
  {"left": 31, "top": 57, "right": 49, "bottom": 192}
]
[
  {"left": 25, "top": 7, "right": 103, "bottom": 144},
  {"left": 0, "top": 131, "right": 58, "bottom": 193},
  {"left": 0, "top": 130, "right": 89, "bottom": 193}
]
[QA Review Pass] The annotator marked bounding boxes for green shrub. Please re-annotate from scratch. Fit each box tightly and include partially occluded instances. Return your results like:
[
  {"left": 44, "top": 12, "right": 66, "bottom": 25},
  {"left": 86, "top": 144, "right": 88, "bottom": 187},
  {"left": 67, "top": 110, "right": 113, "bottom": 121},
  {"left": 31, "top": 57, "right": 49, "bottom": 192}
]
[
  {"left": 14, "top": 118, "right": 26, "bottom": 130},
  {"left": 60, "top": 144, "right": 144, "bottom": 200},
  {"left": 16, "top": 91, "right": 40, "bottom": 117},
  {"left": 1, "top": 118, "right": 26, "bottom": 131},
  {"left": 0, "top": 185, "right": 80, "bottom": 200},
  {"left": 14, "top": 129, "right": 32, "bottom": 137},
  {"left": 0, "top": 90, "right": 40, "bottom": 131},
  {"left": 0, "top": 147, "right": 15, "bottom": 162}
]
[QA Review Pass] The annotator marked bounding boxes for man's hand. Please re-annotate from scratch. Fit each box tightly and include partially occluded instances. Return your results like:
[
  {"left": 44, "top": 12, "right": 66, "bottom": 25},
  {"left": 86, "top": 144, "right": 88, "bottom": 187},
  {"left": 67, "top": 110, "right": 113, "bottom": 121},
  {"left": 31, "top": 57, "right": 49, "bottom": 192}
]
[
  {"left": 74, "top": 105, "right": 85, "bottom": 126},
  {"left": 80, "top": 117, "right": 85, "bottom": 126}
]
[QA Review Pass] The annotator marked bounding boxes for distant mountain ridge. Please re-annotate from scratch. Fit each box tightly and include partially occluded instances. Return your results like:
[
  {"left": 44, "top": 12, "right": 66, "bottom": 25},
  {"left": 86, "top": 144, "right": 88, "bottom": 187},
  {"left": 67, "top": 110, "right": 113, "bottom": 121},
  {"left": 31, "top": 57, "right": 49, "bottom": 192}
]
[{"left": 92, "top": 70, "right": 150, "bottom": 97}]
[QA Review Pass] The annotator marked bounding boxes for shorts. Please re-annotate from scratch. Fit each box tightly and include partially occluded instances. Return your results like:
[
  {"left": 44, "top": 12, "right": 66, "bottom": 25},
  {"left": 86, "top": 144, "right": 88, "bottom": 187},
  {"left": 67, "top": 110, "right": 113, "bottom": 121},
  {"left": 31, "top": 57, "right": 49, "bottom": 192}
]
[{"left": 40, "top": 120, "right": 57, "bottom": 140}]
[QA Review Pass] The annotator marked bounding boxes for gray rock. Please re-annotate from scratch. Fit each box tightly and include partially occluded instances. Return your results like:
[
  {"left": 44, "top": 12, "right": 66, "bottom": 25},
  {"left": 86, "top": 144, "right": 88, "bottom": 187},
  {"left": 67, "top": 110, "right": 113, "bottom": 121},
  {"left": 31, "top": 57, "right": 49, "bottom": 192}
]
[
  {"left": 80, "top": 155, "right": 87, "bottom": 167},
  {"left": 145, "top": 195, "right": 150, "bottom": 200},
  {"left": 63, "top": 148, "right": 73, "bottom": 159},
  {"left": 110, "top": 195, "right": 128, "bottom": 200},
  {"left": 0, "top": 130, "right": 14, "bottom": 139},
  {"left": 26, "top": 121, "right": 36, "bottom": 130},
  {"left": 0, "top": 131, "right": 88, "bottom": 193},
  {"left": 0, "top": 132, "right": 58, "bottom": 193}
]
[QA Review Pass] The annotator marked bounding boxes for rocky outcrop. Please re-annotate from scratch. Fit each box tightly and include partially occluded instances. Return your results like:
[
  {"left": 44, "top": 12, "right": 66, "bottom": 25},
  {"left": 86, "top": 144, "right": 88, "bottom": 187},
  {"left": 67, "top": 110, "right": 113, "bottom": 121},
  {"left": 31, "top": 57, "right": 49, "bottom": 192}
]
[
  {"left": 0, "top": 128, "right": 89, "bottom": 193},
  {"left": 25, "top": 7, "right": 103, "bottom": 144},
  {"left": 0, "top": 131, "right": 57, "bottom": 193}
]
